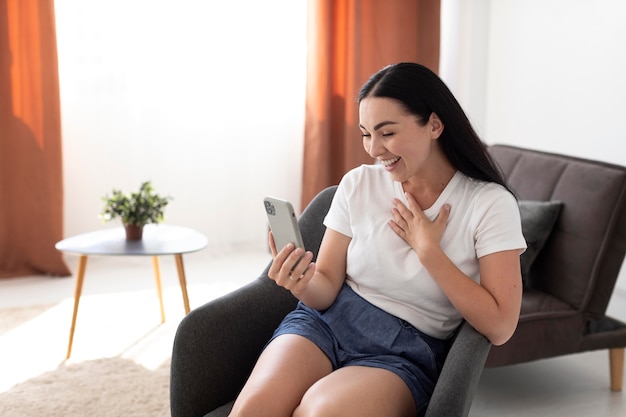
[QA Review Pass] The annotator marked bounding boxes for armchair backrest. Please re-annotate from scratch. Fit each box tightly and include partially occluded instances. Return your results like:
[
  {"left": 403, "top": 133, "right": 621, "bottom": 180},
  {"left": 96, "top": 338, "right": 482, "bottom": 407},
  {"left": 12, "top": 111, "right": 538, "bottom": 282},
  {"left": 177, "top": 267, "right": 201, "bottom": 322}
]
[
  {"left": 489, "top": 145, "right": 626, "bottom": 320},
  {"left": 298, "top": 185, "right": 338, "bottom": 260}
]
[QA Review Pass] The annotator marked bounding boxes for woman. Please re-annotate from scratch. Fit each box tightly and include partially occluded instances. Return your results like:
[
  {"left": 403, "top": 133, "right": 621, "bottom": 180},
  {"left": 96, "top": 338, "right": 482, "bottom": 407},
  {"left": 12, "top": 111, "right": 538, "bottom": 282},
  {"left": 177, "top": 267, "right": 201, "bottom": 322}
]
[{"left": 229, "top": 63, "right": 526, "bottom": 417}]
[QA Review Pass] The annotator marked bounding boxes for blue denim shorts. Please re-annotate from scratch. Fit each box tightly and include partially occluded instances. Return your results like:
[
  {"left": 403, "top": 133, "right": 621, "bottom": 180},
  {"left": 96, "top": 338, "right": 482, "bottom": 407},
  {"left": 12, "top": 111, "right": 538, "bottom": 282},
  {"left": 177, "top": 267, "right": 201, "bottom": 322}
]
[{"left": 270, "top": 284, "right": 449, "bottom": 415}]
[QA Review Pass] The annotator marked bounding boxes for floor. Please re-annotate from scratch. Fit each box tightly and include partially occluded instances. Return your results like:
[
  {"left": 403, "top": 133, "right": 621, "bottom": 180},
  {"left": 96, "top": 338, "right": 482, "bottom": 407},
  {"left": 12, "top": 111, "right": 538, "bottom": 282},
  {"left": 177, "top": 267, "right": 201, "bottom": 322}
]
[{"left": 1, "top": 246, "right": 626, "bottom": 416}]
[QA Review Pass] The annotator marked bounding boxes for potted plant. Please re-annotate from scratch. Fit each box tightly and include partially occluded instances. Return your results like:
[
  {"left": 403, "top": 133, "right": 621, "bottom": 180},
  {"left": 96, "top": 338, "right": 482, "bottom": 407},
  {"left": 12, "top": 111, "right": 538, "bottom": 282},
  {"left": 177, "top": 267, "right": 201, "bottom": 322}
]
[{"left": 100, "top": 181, "right": 172, "bottom": 240}]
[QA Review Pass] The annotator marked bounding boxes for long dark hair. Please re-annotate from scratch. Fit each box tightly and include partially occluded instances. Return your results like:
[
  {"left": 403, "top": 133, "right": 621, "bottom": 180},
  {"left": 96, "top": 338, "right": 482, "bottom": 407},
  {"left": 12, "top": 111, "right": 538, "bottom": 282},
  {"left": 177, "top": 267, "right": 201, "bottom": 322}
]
[{"left": 359, "top": 62, "right": 509, "bottom": 192}]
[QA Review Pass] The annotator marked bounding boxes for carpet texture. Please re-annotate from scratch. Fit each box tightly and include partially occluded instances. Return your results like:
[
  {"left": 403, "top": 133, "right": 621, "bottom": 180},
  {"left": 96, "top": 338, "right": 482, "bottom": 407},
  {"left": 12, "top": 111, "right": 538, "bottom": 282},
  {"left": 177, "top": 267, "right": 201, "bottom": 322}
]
[
  {"left": 0, "top": 357, "right": 170, "bottom": 417},
  {"left": 0, "top": 300, "right": 177, "bottom": 417}
]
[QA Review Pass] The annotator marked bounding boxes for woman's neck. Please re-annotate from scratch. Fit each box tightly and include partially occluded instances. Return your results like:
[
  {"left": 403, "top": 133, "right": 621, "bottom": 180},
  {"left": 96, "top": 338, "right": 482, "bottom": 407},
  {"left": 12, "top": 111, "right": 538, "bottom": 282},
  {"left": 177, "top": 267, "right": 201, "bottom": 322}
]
[{"left": 401, "top": 163, "right": 456, "bottom": 210}]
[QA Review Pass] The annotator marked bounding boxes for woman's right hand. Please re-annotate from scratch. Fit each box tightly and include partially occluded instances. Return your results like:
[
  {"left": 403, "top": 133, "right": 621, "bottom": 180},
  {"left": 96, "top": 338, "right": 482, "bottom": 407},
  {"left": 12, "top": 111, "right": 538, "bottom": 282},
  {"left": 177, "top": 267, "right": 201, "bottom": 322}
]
[{"left": 267, "top": 231, "right": 315, "bottom": 292}]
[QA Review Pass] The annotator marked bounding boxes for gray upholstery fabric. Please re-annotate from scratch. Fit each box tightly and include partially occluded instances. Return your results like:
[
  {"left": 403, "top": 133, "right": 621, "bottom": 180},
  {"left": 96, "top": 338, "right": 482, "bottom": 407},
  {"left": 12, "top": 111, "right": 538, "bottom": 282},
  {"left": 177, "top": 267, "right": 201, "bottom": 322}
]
[
  {"left": 203, "top": 402, "right": 232, "bottom": 417},
  {"left": 425, "top": 322, "right": 490, "bottom": 417}
]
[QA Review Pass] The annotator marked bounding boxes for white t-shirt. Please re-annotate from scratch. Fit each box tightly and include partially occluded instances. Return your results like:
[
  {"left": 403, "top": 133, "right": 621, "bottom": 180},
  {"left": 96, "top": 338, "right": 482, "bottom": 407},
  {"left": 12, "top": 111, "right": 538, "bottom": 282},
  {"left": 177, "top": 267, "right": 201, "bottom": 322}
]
[{"left": 323, "top": 164, "right": 527, "bottom": 339}]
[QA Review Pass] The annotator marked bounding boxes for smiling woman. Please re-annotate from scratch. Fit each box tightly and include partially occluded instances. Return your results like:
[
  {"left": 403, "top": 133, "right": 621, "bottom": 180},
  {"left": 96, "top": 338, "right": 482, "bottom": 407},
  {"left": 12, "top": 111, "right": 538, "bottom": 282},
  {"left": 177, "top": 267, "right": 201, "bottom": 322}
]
[{"left": 54, "top": 1, "right": 307, "bottom": 252}]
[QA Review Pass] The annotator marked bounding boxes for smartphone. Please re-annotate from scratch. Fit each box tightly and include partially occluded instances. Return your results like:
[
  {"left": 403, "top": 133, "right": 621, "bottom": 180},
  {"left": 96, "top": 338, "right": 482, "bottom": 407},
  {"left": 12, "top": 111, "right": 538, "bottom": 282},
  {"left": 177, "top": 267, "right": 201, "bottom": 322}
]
[{"left": 263, "top": 196, "right": 305, "bottom": 251}]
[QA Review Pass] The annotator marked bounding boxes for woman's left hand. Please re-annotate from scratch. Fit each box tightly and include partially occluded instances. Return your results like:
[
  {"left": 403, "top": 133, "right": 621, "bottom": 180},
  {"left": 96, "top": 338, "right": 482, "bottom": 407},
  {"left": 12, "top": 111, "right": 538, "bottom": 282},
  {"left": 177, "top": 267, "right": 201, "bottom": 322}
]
[{"left": 389, "top": 192, "right": 450, "bottom": 260}]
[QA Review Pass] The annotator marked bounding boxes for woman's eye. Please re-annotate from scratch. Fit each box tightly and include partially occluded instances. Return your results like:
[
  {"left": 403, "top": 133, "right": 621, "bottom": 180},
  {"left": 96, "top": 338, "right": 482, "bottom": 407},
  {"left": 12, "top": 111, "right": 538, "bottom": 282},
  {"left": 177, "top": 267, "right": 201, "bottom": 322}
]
[
  {"left": 361, "top": 133, "right": 371, "bottom": 138},
  {"left": 382, "top": 132, "right": 393, "bottom": 137}
]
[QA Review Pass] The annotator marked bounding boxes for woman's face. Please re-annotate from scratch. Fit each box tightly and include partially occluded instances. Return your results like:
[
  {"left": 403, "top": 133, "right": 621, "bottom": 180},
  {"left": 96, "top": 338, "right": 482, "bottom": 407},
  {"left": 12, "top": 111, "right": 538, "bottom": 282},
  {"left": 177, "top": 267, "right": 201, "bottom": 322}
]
[{"left": 359, "top": 96, "right": 442, "bottom": 183}]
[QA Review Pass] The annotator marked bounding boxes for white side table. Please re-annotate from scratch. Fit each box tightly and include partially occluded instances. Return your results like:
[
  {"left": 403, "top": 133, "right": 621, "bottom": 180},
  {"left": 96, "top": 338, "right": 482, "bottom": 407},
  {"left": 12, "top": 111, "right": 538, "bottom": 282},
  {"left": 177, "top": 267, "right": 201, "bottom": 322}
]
[{"left": 55, "top": 224, "right": 208, "bottom": 358}]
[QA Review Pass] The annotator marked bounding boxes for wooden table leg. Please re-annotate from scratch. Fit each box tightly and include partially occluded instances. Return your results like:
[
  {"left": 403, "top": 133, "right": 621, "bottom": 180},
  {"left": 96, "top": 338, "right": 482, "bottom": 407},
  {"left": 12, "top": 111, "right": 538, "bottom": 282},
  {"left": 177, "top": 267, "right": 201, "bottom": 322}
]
[
  {"left": 152, "top": 256, "right": 166, "bottom": 323},
  {"left": 66, "top": 255, "right": 88, "bottom": 360},
  {"left": 610, "top": 347, "right": 624, "bottom": 391},
  {"left": 174, "top": 254, "right": 191, "bottom": 314}
]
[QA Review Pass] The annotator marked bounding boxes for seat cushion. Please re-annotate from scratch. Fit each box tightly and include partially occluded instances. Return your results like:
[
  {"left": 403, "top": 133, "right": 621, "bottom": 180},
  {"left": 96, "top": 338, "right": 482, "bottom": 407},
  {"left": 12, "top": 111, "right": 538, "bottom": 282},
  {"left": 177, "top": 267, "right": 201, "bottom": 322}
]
[{"left": 486, "top": 290, "right": 583, "bottom": 366}]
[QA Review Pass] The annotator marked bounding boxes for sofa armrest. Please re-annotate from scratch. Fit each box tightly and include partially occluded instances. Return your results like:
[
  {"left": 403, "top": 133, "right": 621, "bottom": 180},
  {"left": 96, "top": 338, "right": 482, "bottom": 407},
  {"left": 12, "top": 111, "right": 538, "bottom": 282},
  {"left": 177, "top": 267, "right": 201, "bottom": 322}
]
[
  {"left": 425, "top": 321, "right": 491, "bottom": 417},
  {"left": 170, "top": 269, "right": 297, "bottom": 417}
]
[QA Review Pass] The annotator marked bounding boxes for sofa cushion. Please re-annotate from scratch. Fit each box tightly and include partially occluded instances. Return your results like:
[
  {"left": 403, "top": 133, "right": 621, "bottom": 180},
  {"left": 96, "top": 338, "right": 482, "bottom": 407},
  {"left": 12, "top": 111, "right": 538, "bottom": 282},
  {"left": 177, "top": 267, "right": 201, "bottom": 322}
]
[
  {"left": 486, "top": 289, "right": 582, "bottom": 367},
  {"left": 518, "top": 200, "right": 563, "bottom": 285}
]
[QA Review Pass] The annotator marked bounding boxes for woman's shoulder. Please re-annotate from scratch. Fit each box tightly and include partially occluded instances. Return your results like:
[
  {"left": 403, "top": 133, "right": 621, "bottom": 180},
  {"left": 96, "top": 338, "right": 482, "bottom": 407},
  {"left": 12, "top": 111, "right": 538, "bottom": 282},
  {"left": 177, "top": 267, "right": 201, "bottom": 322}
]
[
  {"left": 460, "top": 174, "right": 513, "bottom": 199},
  {"left": 454, "top": 174, "right": 518, "bottom": 217}
]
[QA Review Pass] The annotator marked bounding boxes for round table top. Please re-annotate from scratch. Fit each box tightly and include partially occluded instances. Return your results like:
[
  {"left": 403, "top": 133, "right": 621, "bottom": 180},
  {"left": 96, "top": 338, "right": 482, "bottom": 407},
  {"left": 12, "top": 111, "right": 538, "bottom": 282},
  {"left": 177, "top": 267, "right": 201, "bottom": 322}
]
[{"left": 55, "top": 224, "right": 208, "bottom": 256}]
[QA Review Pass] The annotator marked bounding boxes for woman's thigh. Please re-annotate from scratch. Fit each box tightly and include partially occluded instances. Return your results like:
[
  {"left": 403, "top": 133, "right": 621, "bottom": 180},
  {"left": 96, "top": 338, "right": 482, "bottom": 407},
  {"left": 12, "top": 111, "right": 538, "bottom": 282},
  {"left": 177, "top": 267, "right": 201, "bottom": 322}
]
[
  {"left": 229, "top": 334, "right": 332, "bottom": 417},
  {"left": 295, "top": 365, "right": 416, "bottom": 417}
]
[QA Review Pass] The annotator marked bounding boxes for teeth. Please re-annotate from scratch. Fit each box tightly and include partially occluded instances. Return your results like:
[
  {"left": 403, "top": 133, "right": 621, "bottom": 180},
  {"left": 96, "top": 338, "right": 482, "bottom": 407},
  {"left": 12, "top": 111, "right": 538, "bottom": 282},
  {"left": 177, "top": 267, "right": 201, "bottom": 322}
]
[{"left": 381, "top": 157, "right": 400, "bottom": 167}]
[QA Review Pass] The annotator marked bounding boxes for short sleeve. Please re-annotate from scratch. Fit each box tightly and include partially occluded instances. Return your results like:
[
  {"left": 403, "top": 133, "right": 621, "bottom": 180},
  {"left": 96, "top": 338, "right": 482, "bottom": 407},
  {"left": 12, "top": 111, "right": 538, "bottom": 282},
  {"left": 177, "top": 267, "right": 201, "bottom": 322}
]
[
  {"left": 474, "top": 187, "right": 527, "bottom": 259},
  {"left": 323, "top": 174, "right": 354, "bottom": 238}
]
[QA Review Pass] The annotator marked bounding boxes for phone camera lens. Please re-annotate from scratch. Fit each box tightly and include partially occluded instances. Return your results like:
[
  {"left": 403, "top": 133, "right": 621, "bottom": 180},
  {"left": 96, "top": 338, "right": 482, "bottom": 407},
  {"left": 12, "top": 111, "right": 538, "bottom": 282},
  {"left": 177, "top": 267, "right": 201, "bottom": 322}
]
[{"left": 264, "top": 201, "right": 276, "bottom": 215}]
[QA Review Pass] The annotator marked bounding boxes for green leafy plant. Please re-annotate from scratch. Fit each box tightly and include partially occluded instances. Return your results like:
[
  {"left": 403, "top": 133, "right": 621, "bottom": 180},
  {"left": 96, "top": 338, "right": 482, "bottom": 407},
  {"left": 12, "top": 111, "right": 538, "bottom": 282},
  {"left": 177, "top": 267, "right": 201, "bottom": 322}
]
[{"left": 100, "top": 181, "right": 172, "bottom": 226}]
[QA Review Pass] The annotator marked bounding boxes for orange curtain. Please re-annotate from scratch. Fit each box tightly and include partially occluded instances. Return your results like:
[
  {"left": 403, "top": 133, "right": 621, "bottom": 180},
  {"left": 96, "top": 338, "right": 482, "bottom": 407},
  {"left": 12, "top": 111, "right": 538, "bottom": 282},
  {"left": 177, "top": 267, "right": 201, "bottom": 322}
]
[
  {"left": 0, "top": 0, "right": 70, "bottom": 278},
  {"left": 302, "top": 0, "right": 440, "bottom": 207}
]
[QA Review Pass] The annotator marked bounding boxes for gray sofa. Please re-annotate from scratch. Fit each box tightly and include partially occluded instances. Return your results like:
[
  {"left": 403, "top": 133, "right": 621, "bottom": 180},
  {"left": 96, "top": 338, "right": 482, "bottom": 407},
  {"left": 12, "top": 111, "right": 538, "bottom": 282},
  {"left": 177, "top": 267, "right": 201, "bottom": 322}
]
[
  {"left": 170, "top": 144, "right": 626, "bottom": 416},
  {"left": 485, "top": 145, "right": 626, "bottom": 388}
]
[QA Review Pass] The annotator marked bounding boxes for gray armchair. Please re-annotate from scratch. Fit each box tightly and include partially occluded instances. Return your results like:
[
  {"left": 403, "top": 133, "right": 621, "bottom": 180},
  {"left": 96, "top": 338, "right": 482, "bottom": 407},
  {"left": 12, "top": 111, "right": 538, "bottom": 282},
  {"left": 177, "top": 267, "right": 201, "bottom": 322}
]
[{"left": 170, "top": 185, "right": 491, "bottom": 417}]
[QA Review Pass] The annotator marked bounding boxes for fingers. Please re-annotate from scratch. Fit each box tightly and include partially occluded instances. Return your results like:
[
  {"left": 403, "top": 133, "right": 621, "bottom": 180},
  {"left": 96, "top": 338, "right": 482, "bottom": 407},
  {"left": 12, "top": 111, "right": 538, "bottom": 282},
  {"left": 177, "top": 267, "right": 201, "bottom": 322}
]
[
  {"left": 267, "top": 242, "right": 315, "bottom": 289},
  {"left": 394, "top": 194, "right": 426, "bottom": 221},
  {"left": 390, "top": 206, "right": 408, "bottom": 236},
  {"left": 390, "top": 195, "right": 422, "bottom": 232},
  {"left": 268, "top": 231, "right": 278, "bottom": 256},
  {"left": 288, "top": 255, "right": 315, "bottom": 285},
  {"left": 436, "top": 204, "right": 451, "bottom": 225},
  {"left": 402, "top": 191, "right": 420, "bottom": 213},
  {"left": 388, "top": 217, "right": 406, "bottom": 238},
  {"left": 389, "top": 195, "right": 451, "bottom": 244},
  {"left": 393, "top": 195, "right": 449, "bottom": 224}
]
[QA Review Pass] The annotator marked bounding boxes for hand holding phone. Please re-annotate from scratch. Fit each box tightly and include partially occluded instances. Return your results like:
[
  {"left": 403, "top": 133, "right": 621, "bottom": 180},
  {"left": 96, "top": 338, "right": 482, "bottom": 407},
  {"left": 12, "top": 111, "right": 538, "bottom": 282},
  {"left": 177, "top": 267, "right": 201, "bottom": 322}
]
[{"left": 264, "top": 197, "right": 316, "bottom": 289}]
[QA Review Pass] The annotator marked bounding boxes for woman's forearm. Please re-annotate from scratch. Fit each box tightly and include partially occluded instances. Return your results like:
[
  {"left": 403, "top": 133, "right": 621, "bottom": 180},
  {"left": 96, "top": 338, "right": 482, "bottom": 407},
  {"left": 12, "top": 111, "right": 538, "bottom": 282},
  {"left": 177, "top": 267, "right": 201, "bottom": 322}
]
[{"left": 421, "top": 247, "right": 522, "bottom": 346}]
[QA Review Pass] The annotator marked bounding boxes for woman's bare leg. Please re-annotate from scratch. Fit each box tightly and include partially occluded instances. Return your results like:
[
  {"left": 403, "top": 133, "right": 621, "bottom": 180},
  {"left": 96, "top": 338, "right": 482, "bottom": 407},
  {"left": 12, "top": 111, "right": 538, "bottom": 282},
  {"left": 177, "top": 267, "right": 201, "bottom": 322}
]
[
  {"left": 228, "top": 334, "right": 332, "bottom": 417},
  {"left": 294, "top": 366, "right": 417, "bottom": 417}
]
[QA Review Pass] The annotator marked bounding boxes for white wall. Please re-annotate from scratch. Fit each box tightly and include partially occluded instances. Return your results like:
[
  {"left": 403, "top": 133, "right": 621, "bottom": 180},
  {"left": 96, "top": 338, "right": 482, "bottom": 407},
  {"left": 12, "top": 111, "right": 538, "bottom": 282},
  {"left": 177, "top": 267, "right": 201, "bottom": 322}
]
[
  {"left": 485, "top": 0, "right": 626, "bottom": 165},
  {"left": 55, "top": 0, "right": 307, "bottom": 255},
  {"left": 441, "top": 0, "right": 626, "bottom": 292}
]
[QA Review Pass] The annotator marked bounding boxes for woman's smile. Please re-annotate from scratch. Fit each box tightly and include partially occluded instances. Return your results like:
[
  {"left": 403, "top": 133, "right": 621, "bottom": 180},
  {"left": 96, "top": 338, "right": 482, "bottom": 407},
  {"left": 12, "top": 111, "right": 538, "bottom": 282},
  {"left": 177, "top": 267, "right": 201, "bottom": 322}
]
[{"left": 381, "top": 156, "right": 401, "bottom": 169}]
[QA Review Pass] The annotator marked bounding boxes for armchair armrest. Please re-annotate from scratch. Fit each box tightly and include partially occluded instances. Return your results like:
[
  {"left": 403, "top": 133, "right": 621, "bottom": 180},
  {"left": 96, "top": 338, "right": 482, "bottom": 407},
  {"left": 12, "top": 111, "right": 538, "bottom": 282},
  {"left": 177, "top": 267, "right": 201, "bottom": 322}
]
[
  {"left": 425, "top": 321, "right": 492, "bottom": 417},
  {"left": 170, "top": 269, "right": 297, "bottom": 417}
]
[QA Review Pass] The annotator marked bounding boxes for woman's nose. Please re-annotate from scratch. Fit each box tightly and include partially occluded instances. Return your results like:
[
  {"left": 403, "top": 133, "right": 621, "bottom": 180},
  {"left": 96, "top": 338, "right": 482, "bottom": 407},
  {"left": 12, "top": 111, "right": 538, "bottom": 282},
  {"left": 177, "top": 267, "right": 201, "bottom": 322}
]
[{"left": 367, "top": 136, "right": 384, "bottom": 157}]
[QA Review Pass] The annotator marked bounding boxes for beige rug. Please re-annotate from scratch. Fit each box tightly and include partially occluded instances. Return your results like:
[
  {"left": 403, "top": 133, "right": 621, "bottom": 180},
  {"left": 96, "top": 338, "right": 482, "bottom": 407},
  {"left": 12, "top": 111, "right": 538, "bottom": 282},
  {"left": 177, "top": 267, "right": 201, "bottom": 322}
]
[
  {"left": 0, "top": 357, "right": 170, "bottom": 417},
  {"left": 0, "top": 297, "right": 181, "bottom": 417},
  {"left": 0, "top": 249, "right": 269, "bottom": 417}
]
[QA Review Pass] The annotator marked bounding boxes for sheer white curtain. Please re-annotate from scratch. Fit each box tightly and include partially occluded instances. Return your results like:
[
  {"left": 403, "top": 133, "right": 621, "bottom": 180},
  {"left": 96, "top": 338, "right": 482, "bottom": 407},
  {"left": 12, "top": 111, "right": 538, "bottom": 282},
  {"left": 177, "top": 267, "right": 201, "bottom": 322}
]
[
  {"left": 439, "top": 0, "right": 490, "bottom": 137},
  {"left": 55, "top": 0, "right": 307, "bottom": 253}
]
